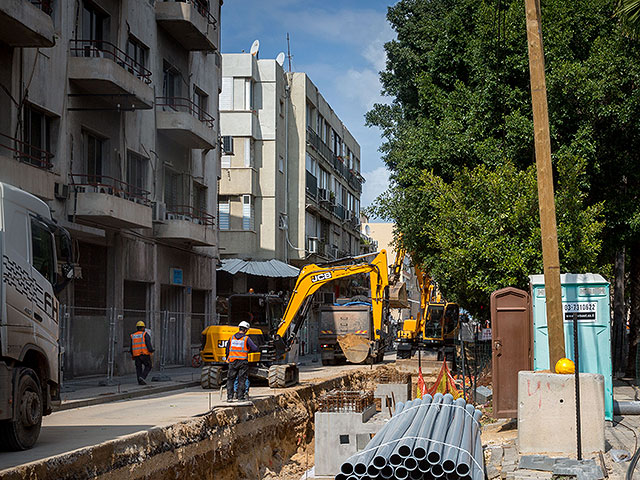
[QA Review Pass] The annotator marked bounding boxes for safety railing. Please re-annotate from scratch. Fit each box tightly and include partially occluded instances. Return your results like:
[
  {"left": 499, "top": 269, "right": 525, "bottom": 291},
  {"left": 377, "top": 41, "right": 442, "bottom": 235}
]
[
  {"left": 29, "top": 0, "right": 53, "bottom": 15},
  {"left": 166, "top": 204, "right": 215, "bottom": 226},
  {"left": 70, "top": 173, "right": 151, "bottom": 206},
  {"left": 70, "top": 39, "right": 152, "bottom": 85},
  {"left": 155, "top": 97, "right": 215, "bottom": 128},
  {"left": 0, "top": 131, "right": 54, "bottom": 170}
]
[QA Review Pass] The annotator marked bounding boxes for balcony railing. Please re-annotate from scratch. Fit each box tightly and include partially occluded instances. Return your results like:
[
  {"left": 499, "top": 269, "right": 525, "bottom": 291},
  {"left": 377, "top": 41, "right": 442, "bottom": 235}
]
[
  {"left": 306, "top": 171, "right": 318, "bottom": 198},
  {"left": 156, "top": 97, "right": 215, "bottom": 128},
  {"left": 70, "top": 174, "right": 150, "bottom": 206},
  {"left": 166, "top": 205, "right": 215, "bottom": 226},
  {"left": 29, "top": 0, "right": 53, "bottom": 15},
  {"left": 334, "top": 204, "right": 345, "bottom": 220},
  {"left": 307, "top": 127, "right": 363, "bottom": 190},
  {"left": 163, "top": 0, "right": 217, "bottom": 27},
  {"left": 70, "top": 39, "right": 152, "bottom": 85},
  {"left": 0, "top": 132, "right": 54, "bottom": 170}
]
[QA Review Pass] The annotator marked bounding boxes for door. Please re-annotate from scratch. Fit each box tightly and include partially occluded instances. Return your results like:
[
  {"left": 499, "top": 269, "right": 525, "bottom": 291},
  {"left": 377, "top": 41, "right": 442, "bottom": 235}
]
[
  {"left": 161, "top": 285, "right": 185, "bottom": 366},
  {"left": 490, "top": 287, "right": 532, "bottom": 418}
]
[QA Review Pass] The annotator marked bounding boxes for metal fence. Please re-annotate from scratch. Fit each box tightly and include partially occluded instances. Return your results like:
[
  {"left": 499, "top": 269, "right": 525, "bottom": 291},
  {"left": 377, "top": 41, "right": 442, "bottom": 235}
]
[
  {"left": 453, "top": 323, "right": 492, "bottom": 402},
  {"left": 60, "top": 305, "right": 216, "bottom": 382}
]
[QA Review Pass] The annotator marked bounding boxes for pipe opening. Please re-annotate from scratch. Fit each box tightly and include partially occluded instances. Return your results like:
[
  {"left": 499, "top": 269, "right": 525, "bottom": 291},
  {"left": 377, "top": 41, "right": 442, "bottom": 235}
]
[
  {"left": 390, "top": 453, "right": 403, "bottom": 466},
  {"left": 404, "top": 456, "right": 418, "bottom": 471},
  {"left": 373, "top": 455, "right": 387, "bottom": 469},
  {"left": 354, "top": 462, "right": 367, "bottom": 475},
  {"left": 456, "top": 462, "right": 470, "bottom": 477},
  {"left": 413, "top": 446, "right": 427, "bottom": 460},
  {"left": 380, "top": 465, "right": 394, "bottom": 479},
  {"left": 442, "top": 459, "right": 456, "bottom": 474},
  {"left": 418, "top": 459, "right": 431, "bottom": 473},
  {"left": 341, "top": 462, "right": 354, "bottom": 475},
  {"left": 427, "top": 451, "right": 441, "bottom": 465},
  {"left": 395, "top": 466, "right": 409, "bottom": 480}
]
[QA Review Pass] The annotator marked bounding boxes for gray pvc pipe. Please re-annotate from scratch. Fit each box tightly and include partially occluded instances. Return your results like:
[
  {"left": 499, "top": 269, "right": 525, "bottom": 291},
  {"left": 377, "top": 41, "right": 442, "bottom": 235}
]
[
  {"left": 431, "top": 462, "right": 445, "bottom": 478},
  {"left": 379, "top": 464, "right": 394, "bottom": 479},
  {"left": 442, "top": 397, "right": 468, "bottom": 473},
  {"left": 614, "top": 400, "right": 640, "bottom": 415},
  {"left": 418, "top": 458, "right": 431, "bottom": 473},
  {"left": 335, "top": 473, "right": 347, "bottom": 480},
  {"left": 410, "top": 467, "right": 424, "bottom": 479},
  {"left": 404, "top": 456, "right": 418, "bottom": 471},
  {"left": 340, "top": 459, "right": 355, "bottom": 476},
  {"left": 455, "top": 404, "right": 480, "bottom": 477},
  {"left": 367, "top": 463, "right": 379, "bottom": 477},
  {"left": 373, "top": 399, "right": 421, "bottom": 468},
  {"left": 414, "top": 392, "right": 444, "bottom": 460},
  {"left": 471, "top": 414, "right": 484, "bottom": 480},
  {"left": 394, "top": 395, "right": 433, "bottom": 462},
  {"left": 395, "top": 466, "right": 409, "bottom": 480},
  {"left": 445, "top": 471, "right": 459, "bottom": 480},
  {"left": 427, "top": 393, "right": 455, "bottom": 465}
]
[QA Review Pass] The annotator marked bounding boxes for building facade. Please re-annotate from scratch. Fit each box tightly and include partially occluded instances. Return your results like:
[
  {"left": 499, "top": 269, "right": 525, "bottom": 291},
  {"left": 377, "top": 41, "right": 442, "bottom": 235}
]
[{"left": 0, "top": 0, "right": 222, "bottom": 378}]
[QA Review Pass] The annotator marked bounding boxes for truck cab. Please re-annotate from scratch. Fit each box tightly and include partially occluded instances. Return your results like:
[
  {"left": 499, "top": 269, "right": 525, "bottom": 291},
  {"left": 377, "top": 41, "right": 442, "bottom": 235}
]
[{"left": 0, "top": 182, "right": 73, "bottom": 450}]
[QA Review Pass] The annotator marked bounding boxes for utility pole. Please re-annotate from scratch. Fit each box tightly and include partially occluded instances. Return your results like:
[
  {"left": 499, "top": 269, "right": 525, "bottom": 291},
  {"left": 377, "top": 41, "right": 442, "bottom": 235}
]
[{"left": 524, "top": 0, "right": 566, "bottom": 366}]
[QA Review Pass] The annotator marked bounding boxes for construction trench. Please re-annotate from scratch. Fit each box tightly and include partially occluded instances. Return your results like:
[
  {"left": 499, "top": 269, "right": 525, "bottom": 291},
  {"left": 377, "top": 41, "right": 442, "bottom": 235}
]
[{"left": 0, "top": 366, "right": 412, "bottom": 480}]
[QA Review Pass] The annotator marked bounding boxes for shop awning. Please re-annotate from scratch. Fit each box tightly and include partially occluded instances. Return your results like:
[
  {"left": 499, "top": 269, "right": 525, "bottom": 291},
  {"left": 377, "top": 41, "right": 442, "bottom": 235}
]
[{"left": 218, "top": 259, "right": 300, "bottom": 278}]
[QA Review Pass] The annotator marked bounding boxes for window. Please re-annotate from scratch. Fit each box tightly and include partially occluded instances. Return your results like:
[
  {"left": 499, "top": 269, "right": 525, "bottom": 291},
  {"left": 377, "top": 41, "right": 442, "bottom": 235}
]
[
  {"left": 162, "top": 62, "right": 181, "bottom": 100},
  {"left": 220, "top": 77, "right": 233, "bottom": 110},
  {"left": 244, "top": 79, "right": 253, "bottom": 110},
  {"left": 194, "top": 183, "right": 207, "bottom": 214},
  {"left": 221, "top": 155, "right": 231, "bottom": 169},
  {"left": 126, "top": 35, "right": 148, "bottom": 72},
  {"left": 316, "top": 114, "right": 322, "bottom": 135},
  {"left": 164, "top": 169, "right": 186, "bottom": 208},
  {"left": 306, "top": 104, "right": 313, "bottom": 128},
  {"left": 218, "top": 198, "right": 230, "bottom": 230},
  {"left": 83, "top": 131, "right": 104, "bottom": 183},
  {"left": 242, "top": 195, "right": 254, "bottom": 231},
  {"left": 23, "top": 104, "right": 53, "bottom": 168},
  {"left": 278, "top": 155, "right": 284, "bottom": 173},
  {"left": 82, "top": 1, "right": 106, "bottom": 44},
  {"left": 319, "top": 169, "right": 329, "bottom": 190},
  {"left": 31, "top": 218, "right": 55, "bottom": 285},
  {"left": 127, "top": 151, "right": 148, "bottom": 197},
  {"left": 279, "top": 99, "right": 285, "bottom": 118},
  {"left": 193, "top": 87, "right": 208, "bottom": 120},
  {"left": 244, "top": 138, "right": 253, "bottom": 167},
  {"left": 305, "top": 153, "right": 317, "bottom": 177}
]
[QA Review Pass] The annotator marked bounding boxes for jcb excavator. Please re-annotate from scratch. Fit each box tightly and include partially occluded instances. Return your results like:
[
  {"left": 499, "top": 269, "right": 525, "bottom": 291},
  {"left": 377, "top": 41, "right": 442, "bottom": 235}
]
[{"left": 200, "top": 250, "right": 391, "bottom": 389}]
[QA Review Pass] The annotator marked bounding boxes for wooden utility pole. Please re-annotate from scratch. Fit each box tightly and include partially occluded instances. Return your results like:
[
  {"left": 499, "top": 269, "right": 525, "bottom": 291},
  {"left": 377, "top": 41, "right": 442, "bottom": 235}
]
[{"left": 524, "top": 0, "right": 566, "bottom": 366}]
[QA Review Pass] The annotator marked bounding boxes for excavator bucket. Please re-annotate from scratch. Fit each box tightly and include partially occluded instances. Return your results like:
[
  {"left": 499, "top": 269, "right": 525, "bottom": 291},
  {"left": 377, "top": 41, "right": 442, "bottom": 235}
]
[
  {"left": 389, "top": 282, "right": 409, "bottom": 308},
  {"left": 338, "top": 334, "right": 371, "bottom": 364}
]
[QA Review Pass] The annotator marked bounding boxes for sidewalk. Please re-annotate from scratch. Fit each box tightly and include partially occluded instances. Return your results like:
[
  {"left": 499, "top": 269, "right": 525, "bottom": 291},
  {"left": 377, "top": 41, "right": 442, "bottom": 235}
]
[{"left": 56, "top": 365, "right": 202, "bottom": 411}]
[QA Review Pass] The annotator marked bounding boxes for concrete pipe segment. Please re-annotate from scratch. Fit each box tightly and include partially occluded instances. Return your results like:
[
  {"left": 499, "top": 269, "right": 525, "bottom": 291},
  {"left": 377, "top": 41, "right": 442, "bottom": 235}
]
[{"left": 335, "top": 394, "right": 485, "bottom": 480}]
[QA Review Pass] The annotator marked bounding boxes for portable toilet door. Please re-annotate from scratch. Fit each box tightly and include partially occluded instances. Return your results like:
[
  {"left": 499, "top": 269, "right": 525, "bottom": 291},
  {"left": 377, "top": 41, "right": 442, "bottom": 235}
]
[{"left": 529, "top": 273, "right": 613, "bottom": 420}]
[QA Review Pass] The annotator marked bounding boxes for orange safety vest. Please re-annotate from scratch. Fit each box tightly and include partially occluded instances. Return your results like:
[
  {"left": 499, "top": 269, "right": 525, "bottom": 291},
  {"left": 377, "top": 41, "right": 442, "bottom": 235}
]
[
  {"left": 227, "top": 334, "right": 249, "bottom": 363},
  {"left": 131, "top": 331, "right": 150, "bottom": 357}
]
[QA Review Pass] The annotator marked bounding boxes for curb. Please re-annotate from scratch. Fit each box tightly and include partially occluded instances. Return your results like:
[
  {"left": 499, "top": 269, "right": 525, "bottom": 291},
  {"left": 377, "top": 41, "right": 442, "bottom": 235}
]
[{"left": 54, "top": 380, "right": 202, "bottom": 411}]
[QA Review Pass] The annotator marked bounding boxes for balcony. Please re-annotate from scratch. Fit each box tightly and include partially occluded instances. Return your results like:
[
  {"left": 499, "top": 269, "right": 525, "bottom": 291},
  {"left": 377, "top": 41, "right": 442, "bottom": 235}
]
[
  {"left": 333, "top": 204, "right": 346, "bottom": 221},
  {"left": 156, "top": 0, "right": 218, "bottom": 52},
  {"left": 219, "top": 110, "right": 260, "bottom": 139},
  {"left": 0, "top": 132, "right": 57, "bottom": 200},
  {"left": 219, "top": 230, "right": 257, "bottom": 255},
  {"left": 70, "top": 174, "right": 152, "bottom": 229},
  {"left": 0, "top": 0, "right": 54, "bottom": 48},
  {"left": 218, "top": 167, "right": 256, "bottom": 195},
  {"left": 156, "top": 97, "right": 216, "bottom": 149},
  {"left": 306, "top": 171, "right": 317, "bottom": 198},
  {"left": 155, "top": 205, "right": 215, "bottom": 246},
  {"left": 68, "top": 40, "right": 154, "bottom": 110}
]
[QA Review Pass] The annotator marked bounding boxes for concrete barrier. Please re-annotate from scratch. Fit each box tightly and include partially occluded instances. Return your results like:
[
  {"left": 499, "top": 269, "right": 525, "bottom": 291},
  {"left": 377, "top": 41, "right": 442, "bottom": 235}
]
[{"left": 517, "top": 371, "right": 605, "bottom": 455}]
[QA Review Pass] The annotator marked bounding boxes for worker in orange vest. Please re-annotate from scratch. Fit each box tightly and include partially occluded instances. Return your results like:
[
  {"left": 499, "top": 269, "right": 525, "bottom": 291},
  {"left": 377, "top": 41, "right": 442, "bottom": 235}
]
[
  {"left": 130, "top": 321, "right": 154, "bottom": 385},
  {"left": 225, "top": 320, "right": 258, "bottom": 402}
]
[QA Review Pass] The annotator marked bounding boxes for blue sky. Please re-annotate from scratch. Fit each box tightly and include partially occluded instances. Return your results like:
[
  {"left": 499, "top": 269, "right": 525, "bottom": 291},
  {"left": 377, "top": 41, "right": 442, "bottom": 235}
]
[{"left": 220, "top": 0, "right": 396, "bottom": 210}]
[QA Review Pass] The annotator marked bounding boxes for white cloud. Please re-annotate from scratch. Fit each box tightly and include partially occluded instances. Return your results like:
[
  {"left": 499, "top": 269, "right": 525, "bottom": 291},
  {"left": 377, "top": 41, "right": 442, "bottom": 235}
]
[
  {"left": 336, "top": 68, "right": 383, "bottom": 110},
  {"left": 361, "top": 166, "right": 391, "bottom": 209}
]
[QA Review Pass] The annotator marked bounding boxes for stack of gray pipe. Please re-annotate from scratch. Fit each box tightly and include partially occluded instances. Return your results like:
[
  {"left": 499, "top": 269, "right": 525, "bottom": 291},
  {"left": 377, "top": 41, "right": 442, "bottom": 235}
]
[{"left": 335, "top": 393, "right": 484, "bottom": 480}]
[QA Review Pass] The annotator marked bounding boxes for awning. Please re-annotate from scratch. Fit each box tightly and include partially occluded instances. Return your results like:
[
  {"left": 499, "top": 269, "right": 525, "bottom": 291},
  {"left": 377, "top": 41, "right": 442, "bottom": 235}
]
[{"left": 218, "top": 258, "right": 300, "bottom": 278}]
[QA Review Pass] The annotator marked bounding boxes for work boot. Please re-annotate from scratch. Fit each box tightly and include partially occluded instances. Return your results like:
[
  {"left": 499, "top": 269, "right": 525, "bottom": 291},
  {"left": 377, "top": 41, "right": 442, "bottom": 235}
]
[
  {"left": 226, "top": 398, "right": 236, "bottom": 403},
  {"left": 138, "top": 377, "right": 146, "bottom": 385}
]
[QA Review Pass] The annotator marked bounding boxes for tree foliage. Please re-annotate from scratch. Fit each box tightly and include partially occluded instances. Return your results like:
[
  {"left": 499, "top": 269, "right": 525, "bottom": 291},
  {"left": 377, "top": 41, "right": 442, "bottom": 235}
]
[{"left": 368, "top": 0, "right": 640, "bottom": 318}]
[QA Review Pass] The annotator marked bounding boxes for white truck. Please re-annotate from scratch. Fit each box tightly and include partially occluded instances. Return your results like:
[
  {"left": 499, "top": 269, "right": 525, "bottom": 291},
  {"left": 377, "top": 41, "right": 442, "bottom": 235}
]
[{"left": 0, "top": 182, "right": 73, "bottom": 450}]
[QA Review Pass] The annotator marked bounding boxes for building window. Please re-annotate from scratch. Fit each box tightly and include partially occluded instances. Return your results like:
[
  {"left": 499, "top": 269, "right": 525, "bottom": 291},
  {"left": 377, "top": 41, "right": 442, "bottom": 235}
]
[
  {"left": 165, "top": 169, "right": 186, "bottom": 208},
  {"left": 218, "top": 197, "right": 230, "bottom": 230},
  {"left": 279, "top": 99, "right": 285, "bottom": 118},
  {"left": 278, "top": 154, "right": 284, "bottom": 173},
  {"left": 126, "top": 35, "right": 148, "bottom": 72},
  {"left": 305, "top": 153, "right": 317, "bottom": 177},
  {"left": 194, "top": 183, "right": 207, "bottom": 214},
  {"left": 82, "top": 0, "right": 107, "bottom": 44},
  {"left": 22, "top": 104, "right": 53, "bottom": 168},
  {"left": 242, "top": 195, "right": 254, "bottom": 231},
  {"left": 127, "top": 151, "right": 148, "bottom": 197},
  {"left": 220, "top": 77, "right": 233, "bottom": 110},
  {"left": 162, "top": 62, "right": 181, "bottom": 99},
  {"left": 244, "top": 79, "right": 253, "bottom": 110},
  {"left": 83, "top": 130, "right": 104, "bottom": 183},
  {"left": 221, "top": 154, "right": 231, "bottom": 169},
  {"left": 193, "top": 87, "right": 208, "bottom": 120},
  {"left": 244, "top": 138, "right": 253, "bottom": 167}
]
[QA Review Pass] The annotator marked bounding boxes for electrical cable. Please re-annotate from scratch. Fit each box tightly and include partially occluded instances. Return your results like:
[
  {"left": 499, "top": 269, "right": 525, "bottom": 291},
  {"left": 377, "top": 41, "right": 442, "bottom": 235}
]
[{"left": 627, "top": 443, "right": 640, "bottom": 480}]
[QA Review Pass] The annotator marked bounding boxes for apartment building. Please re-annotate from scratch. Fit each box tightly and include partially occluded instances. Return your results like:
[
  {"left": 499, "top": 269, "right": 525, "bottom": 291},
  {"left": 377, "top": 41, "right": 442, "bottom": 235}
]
[
  {"left": 217, "top": 54, "right": 364, "bottom": 295},
  {"left": 0, "top": 0, "right": 221, "bottom": 377}
]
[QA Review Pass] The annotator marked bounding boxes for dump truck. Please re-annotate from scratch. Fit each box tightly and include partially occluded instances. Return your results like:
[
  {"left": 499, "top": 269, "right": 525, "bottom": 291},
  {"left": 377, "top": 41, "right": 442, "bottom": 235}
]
[
  {"left": 0, "top": 182, "right": 74, "bottom": 450},
  {"left": 200, "top": 250, "right": 391, "bottom": 388}
]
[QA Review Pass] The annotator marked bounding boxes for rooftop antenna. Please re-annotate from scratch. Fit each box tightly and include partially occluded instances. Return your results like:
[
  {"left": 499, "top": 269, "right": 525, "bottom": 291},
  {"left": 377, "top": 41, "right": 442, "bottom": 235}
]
[
  {"left": 286, "top": 33, "right": 292, "bottom": 72},
  {"left": 250, "top": 39, "right": 260, "bottom": 58},
  {"left": 276, "top": 52, "right": 285, "bottom": 66}
]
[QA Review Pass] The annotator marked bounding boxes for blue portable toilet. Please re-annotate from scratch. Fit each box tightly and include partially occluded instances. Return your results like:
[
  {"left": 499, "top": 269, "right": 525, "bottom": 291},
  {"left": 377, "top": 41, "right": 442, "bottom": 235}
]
[{"left": 529, "top": 273, "right": 613, "bottom": 420}]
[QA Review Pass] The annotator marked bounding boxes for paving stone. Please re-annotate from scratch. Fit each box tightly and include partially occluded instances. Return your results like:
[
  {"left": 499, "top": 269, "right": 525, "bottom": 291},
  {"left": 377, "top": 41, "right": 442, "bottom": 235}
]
[
  {"left": 519, "top": 455, "right": 556, "bottom": 471},
  {"left": 487, "top": 464, "right": 501, "bottom": 479},
  {"left": 489, "top": 446, "right": 505, "bottom": 466}
]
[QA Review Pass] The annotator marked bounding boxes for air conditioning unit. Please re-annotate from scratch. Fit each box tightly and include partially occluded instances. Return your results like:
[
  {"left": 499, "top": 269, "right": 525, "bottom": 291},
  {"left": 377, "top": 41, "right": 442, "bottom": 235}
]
[
  {"left": 318, "top": 188, "right": 328, "bottom": 202},
  {"left": 221, "top": 136, "right": 234, "bottom": 155},
  {"left": 54, "top": 182, "right": 69, "bottom": 200},
  {"left": 167, "top": 212, "right": 178, "bottom": 221},
  {"left": 307, "top": 236, "right": 318, "bottom": 254},
  {"left": 153, "top": 202, "right": 167, "bottom": 222}
]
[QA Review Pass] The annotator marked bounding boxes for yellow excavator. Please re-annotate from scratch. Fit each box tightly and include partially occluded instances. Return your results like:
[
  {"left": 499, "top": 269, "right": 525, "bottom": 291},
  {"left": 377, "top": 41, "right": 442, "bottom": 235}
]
[{"left": 200, "top": 250, "right": 391, "bottom": 389}]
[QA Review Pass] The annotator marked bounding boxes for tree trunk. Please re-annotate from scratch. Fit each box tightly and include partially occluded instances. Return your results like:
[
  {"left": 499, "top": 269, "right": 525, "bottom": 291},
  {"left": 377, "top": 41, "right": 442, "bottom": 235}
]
[
  {"left": 626, "top": 245, "right": 640, "bottom": 377},
  {"left": 613, "top": 248, "right": 625, "bottom": 375}
]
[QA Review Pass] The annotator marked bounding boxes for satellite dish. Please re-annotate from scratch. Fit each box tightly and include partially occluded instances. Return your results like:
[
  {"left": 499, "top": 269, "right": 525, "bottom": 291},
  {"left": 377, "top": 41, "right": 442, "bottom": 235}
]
[
  {"left": 250, "top": 40, "right": 260, "bottom": 57},
  {"left": 276, "top": 52, "right": 285, "bottom": 66}
]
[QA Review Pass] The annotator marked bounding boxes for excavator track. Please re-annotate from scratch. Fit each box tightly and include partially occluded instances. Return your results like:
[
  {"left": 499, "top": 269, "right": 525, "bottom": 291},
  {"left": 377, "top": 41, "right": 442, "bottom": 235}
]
[{"left": 268, "top": 363, "right": 299, "bottom": 388}]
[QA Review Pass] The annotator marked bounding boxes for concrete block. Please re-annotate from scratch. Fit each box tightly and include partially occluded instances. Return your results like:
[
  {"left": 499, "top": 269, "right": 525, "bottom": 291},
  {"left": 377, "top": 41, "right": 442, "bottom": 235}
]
[
  {"left": 517, "top": 371, "right": 605, "bottom": 455},
  {"left": 374, "top": 383, "right": 410, "bottom": 411},
  {"left": 314, "top": 407, "right": 386, "bottom": 477},
  {"left": 475, "top": 385, "right": 493, "bottom": 403}
]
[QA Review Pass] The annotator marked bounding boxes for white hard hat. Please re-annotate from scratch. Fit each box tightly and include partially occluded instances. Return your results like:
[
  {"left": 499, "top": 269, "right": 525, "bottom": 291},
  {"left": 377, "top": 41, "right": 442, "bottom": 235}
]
[{"left": 238, "top": 321, "right": 250, "bottom": 329}]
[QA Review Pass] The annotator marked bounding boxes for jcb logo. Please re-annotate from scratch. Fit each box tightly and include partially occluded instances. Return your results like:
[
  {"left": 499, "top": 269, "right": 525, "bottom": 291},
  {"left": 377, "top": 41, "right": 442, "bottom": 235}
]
[
  {"left": 218, "top": 340, "right": 228, "bottom": 349},
  {"left": 311, "top": 272, "right": 332, "bottom": 283}
]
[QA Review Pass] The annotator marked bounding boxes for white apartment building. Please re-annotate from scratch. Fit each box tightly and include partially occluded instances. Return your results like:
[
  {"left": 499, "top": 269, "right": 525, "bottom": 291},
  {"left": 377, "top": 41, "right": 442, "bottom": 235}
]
[
  {"left": 0, "top": 0, "right": 222, "bottom": 377},
  {"left": 218, "top": 54, "right": 364, "bottom": 294}
]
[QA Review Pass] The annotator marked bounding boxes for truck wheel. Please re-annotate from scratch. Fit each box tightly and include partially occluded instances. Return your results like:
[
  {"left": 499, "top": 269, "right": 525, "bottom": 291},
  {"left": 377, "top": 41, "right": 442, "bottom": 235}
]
[
  {"left": 0, "top": 368, "right": 42, "bottom": 450},
  {"left": 321, "top": 358, "right": 335, "bottom": 366},
  {"left": 201, "top": 365, "right": 223, "bottom": 389}
]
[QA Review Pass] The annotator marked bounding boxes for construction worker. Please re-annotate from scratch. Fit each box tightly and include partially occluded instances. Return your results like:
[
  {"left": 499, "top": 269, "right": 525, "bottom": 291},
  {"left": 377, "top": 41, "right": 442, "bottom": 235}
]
[
  {"left": 130, "top": 321, "right": 154, "bottom": 385},
  {"left": 225, "top": 320, "right": 258, "bottom": 402}
]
